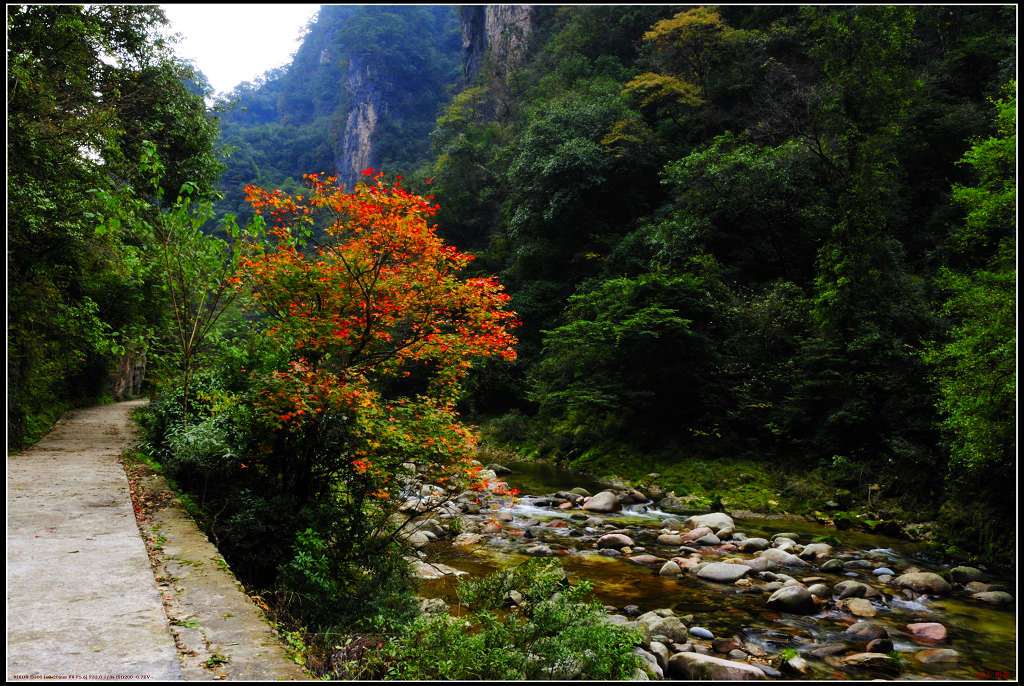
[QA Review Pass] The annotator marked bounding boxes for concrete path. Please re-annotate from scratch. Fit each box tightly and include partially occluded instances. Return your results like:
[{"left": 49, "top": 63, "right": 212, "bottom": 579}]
[
  {"left": 7, "top": 400, "right": 179, "bottom": 680},
  {"left": 7, "top": 401, "right": 307, "bottom": 681}
]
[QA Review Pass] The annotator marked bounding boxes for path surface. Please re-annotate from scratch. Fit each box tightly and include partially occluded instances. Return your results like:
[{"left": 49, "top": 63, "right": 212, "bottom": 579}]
[
  {"left": 7, "top": 401, "right": 179, "bottom": 680},
  {"left": 7, "top": 401, "right": 307, "bottom": 681}
]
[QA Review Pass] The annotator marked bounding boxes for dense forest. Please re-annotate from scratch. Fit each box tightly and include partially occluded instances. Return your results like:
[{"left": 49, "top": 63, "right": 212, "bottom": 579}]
[{"left": 8, "top": 4, "right": 1016, "bottom": 680}]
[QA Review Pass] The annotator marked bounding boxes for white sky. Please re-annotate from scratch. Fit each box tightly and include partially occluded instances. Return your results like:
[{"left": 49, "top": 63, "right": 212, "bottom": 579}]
[{"left": 159, "top": 4, "right": 321, "bottom": 96}]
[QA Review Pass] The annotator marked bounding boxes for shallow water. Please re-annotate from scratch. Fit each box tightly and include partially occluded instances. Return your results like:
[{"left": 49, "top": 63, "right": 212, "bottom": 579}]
[{"left": 419, "top": 460, "right": 1016, "bottom": 680}]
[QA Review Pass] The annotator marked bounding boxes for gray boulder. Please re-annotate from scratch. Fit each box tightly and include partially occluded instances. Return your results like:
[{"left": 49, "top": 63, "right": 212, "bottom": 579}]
[
  {"left": 738, "top": 537, "right": 770, "bottom": 552},
  {"left": 697, "top": 562, "right": 751, "bottom": 583},
  {"left": 684, "top": 512, "right": 735, "bottom": 533},
  {"left": 667, "top": 652, "right": 766, "bottom": 680},
  {"left": 972, "top": 590, "right": 1014, "bottom": 605},
  {"left": 894, "top": 572, "right": 952, "bottom": 595},
  {"left": 583, "top": 490, "right": 621, "bottom": 513},
  {"left": 950, "top": 566, "right": 984, "bottom": 584},
  {"left": 758, "top": 548, "right": 810, "bottom": 567}
]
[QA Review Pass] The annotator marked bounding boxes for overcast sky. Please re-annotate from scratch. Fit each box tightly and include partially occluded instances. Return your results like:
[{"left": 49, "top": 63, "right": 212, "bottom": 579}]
[{"left": 159, "top": 4, "right": 321, "bottom": 96}]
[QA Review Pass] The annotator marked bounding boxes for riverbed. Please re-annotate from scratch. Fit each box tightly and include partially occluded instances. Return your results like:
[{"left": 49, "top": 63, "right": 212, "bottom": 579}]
[{"left": 412, "top": 460, "right": 1016, "bottom": 680}]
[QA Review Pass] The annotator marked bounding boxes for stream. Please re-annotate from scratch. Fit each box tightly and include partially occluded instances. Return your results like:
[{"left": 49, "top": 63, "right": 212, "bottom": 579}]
[{"left": 410, "top": 460, "right": 1016, "bottom": 680}]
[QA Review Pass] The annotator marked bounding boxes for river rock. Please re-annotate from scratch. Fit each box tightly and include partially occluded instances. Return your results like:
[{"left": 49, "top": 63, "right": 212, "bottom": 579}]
[
  {"left": 950, "top": 566, "right": 983, "bottom": 584},
  {"left": 914, "top": 648, "right": 959, "bottom": 664},
  {"left": 771, "top": 532, "right": 801, "bottom": 541},
  {"left": 583, "top": 490, "right": 621, "bottom": 513},
  {"left": 693, "top": 533, "right": 722, "bottom": 546},
  {"left": 697, "top": 562, "right": 751, "bottom": 583},
  {"left": 843, "top": 622, "right": 888, "bottom": 644},
  {"left": 840, "top": 652, "right": 894, "bottom": 668},
  {"left": 809, "top": 643, "right": 848, "bottom": 658},
  {"left": 972, "top": 590, "right": 1014, "bottom": 605},
  {"left": 866, "top": 638, "right": 893, "bottom": 653},
  {"left": 684, "top": 512, "right": 735, "bottom": 533},
  {"left": 667, "top": 652, "right": 766, "bottom": 680},
  {"left": 842, "top": 598, "right": 877, "bottom": 617},
  {"left": 689, "top": 627, "right": 714, "bottom": 640},
  {"left": 649, "top": 641, "right": 670, "bottom": 669},
  {"left": 737, "top": 556, "right": 777, "bottom": 572},
  {"left": 404, "top": 531, "right": 431, "bottom": 548},
  {"left": 597, "top": 533, "right": 634, "bottom": 549},
  {"left": 907, "top": 622, "right": 947, "bottom": 644},
  {"left": 783, "top": 655, "right": 810, "bottom": 675},
  {"left": 835, "top": 580, "right": 871, "bottom": 599},
  {"left": 633, "top": 647, "right": 663, "bottom": 679},
  {"left": 628, "top": 554, "right": 667, "bottom": 568},
  {"left": 681, "top": 525, "right": 713, "bottom": 542},
  {"left": 754, "top": 663, "right": 783, "bottom": 678},
  {"left": 661, "top": 516, "right": 683, "bottom": 530},
  {"left": 843, "top": 558, "right": 875, "bottom": 569},
  {"left": 659, "top": 560, "right": 682, "bottom": 577},
  {"left": 658, "top": 496, "right": 688, "bottom": 514},
  {"left": 657, "top": 533, "right": 685, "bottom": 545},
  {"left": 758, "top": 548, "right": 810, "bottom": 567},
  {"left": 807, "top": 583, "right": 830, "bottom": 597},
  {"left": 408, "top": 559, "right": 468, "bottom": 580},
  {"left": 894, "top": 572, "right": 952, "bottom": 595},
  {"left": 766, "top": 585, "right": 816, "bottom": 613},
  {"left": 525, "top": 544, "right": 554, "bottom": 556},
  {"left": 800, "top": 542, "right": 833, "bottom": 559},
  {"left": 773, "top": 537, "right": 798, "bottom": 553},
  {"left": 598, "top": 548, "right": 622, "bottom": 558},
  {"left": 418, "top": 597, "right": 449, "bottom": 614},
  {"left": 820, "top": 558, "right": 845, "bottom": 572},
  {"left": 650, "top": 616, "right": 688, "bottom": 642},
  {"left": 873, "top": 567, "right": 895, "bottom": 576},
  {"left": 452, "top": 532, "right": 482, "bottom": 546},
  {"left": 739, "top": 537, "right": 770, "bottom": 552}
]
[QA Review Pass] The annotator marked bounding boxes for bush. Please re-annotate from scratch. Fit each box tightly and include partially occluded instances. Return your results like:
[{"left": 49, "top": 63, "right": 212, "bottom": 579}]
[{"left": 367, "top": 559, "right": 640, "bottom": 680}]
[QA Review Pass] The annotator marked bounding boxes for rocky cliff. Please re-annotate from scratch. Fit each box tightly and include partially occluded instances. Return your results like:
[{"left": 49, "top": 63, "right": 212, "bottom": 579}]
[
  {"left": 460, "top": 5, "right": 534, "bottom": 84},
  {"left": 335, "top": 55, "right": 384, "bottom": 188}
]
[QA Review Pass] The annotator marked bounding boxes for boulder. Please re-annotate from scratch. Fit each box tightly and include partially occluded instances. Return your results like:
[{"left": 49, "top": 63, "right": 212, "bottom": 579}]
[
  {"left": 408, "top": 559, "right": 468, "bottom": 580},
  {"left": 949, "top": 566, "right": 983, "bottom": 584},
  {"left": 738, "top": 537, "right": 770, "bottom": 552},
  {"left": 807, "top": 583, "right": 831, "bottom": 597},
  {"left": 649, "top": 616, "right": 688, "bottom": 642},
  {"left": 766, "top": 586, "right": 817, "bottom": 614},
  {"left": 404, "top": 531, "right": 431, "bottom": 548},
  {"left": 689, "top": 627, "right": 714, "bottom": 640},
  {"left": 872, "top": 567, "right": 895, "bottom": 576},
  {"left": 771, "top": 532, "right": 801, "bottom": 542},
  {"left": 657, "top": 533, "right": 685, "bottom": 545},
  {"left": 758, "top": 548, "right": 810, "bottom": 567},
  {"left": 972, "top": 590, "right": 1014, "bottom": 605},
  {"left": 697, "top": 562, "right": 751, "bottom": 583},
  {"left": 681, "top": 526, "right": 714, "bottom": 542},
  {"left": 667, "top": 652, "right": 766, "bottom": 680},
  {"left": 866, "top": 638, "right": 893, "bottom": 653},
  {"left": 658, "top": 495, "right": 688, "bottom": 514},
  {"left": 907, "top": 622, "right": 947, "bottom": 645},
  {"left": 633, "top": 647, "right": 663, "bottom": 679},
  {"left": 684, "top": 512, "right": 735, "bottom": 533},
  {"left": 820, "top": 558, "right": 845, "bottom": 572},
  {"left": 834, "top": 580, "right": 872, "bottom": 599},
  {"left": 773, "top": 537, "right": 798, "bottom": 553},
  {"left": 452, "top": 533, "right": 483, "bottom": 546},
  {"left": 894, "top": 572, "right": 952, "bottom": 595},
  {"left": 799, "top": 542, "right": 833, "bottom": 559},
  {"left": 693, "top": 533, "right": 722, "bottom": 547},
  {"left": 842, "top": 598, "right": 877, "bottom": 617},
  {"left": 597, "top": 533, "right": 634, "bottom": 549},
  {"left": 658, "top": 560, "right": 682, "bottom": 577},
  {"left": 583, "top": 490, "right": 621, "bottom": 513},
  {"left": 843, "top": 622, "right": 888, "bottom": 644},
  {"left": 737, "top": 556, "right": 778, "bottom": 572},
  {"left": 524, "top": 544, "right": 554, "bottom": 556}
]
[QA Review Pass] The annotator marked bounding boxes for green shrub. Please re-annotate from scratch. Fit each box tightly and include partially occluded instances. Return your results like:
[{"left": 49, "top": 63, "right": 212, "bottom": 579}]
[{"left": 370, "top": 559, "right": 640, "bottom": 680}]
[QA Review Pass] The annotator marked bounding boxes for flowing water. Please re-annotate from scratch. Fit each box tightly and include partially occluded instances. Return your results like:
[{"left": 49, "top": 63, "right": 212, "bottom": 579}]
[{"left": 417, "top": 461, "right": 1016, "bottom": 680}]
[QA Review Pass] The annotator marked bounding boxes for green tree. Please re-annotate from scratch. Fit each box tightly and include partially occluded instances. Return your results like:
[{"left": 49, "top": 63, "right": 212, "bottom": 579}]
[{"left": 924, "top": 85, "right": 1015, "bottom": 512}]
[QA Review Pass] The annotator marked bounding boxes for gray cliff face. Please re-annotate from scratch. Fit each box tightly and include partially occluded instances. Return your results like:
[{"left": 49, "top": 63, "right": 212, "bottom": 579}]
[
  {"left": 461, "top": 5, "right": 533, "bottom": 84},
  {"left": 336, "top": 56, "right": 384, "bottom": 189}
]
